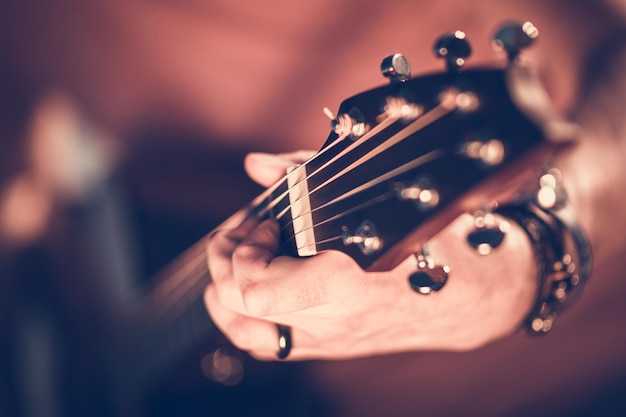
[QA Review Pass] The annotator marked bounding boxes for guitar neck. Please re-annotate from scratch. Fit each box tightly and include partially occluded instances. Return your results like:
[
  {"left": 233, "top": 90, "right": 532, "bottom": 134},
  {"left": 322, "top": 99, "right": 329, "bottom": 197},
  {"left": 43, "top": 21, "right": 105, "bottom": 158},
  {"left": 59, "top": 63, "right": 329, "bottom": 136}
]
[
  {"left": 102, "top": 190, "right": 276, "bottom": 399},
  {"left": 103, "top": 236, "right": 213, "bottom": 401}
]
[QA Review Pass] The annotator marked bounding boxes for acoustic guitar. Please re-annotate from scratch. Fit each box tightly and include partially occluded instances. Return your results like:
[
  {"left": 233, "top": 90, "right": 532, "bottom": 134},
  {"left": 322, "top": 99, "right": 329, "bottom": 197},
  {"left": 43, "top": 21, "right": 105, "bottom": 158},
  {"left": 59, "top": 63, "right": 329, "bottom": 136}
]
[{"left": 80, "top": 22, "right": 576, "bottom": 416}]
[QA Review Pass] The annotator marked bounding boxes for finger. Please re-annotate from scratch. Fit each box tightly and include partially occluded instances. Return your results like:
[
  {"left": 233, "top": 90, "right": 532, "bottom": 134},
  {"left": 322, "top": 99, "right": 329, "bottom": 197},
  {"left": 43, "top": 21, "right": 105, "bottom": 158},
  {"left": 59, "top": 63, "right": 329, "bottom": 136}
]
[
  {"left": 205, "top": 285, "right": 280, "bottom": 352},
  {"left": 207, "top": 217, "right": 259, "bottom": 283},
  {"left": 232, "top": 219, "right": 281, "bottom": 280},
  {"left": 207, "top": 218, "right": 261, "bottom": 313},
  {"left": 234, "top": 235, "right": 360, "bottom": 317},
  {"left": 230, "top": 219, "right": 286, "bottom": 315},
  {"left": 244, "top": 151, "right": 316, "bottom": 187},
  {"left": 204, "top": 286, "right": 315, "bottom": 360},
  {"left": 231, "top": 219, "right": 303, "bottom": 315}
]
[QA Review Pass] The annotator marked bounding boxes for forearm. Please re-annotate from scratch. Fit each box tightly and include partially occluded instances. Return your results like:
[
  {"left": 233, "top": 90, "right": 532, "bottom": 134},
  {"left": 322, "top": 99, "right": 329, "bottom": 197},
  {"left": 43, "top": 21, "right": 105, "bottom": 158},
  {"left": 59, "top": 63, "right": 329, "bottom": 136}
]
[
  {"left": 557, "top": 40, "right": 626, "bottom": 266},
  {"left": 557, "top": 135, "right": 626, "bottom": 266}
]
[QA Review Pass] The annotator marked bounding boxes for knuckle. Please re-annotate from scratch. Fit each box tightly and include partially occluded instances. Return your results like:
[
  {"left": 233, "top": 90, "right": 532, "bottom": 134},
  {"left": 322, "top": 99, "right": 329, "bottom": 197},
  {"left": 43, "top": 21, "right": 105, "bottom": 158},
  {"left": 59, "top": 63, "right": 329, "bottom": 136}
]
[
  {"left": 232, "top": 243, "right": 256, "bottom": 265},
  {"left": 208, "top": 228, "right": 229, "bottom": 247},
  {"left": 205, "top": 234, "right": 219, "bottom": 258},
  {"left": 232, "top": 244, "right": 269, "bottom": 281},
  {"left": 241, "top": 282, "right": 271, "bottom": 316},
  {"left": 206, "top": 231, "right": 233, "bottom": 262}
]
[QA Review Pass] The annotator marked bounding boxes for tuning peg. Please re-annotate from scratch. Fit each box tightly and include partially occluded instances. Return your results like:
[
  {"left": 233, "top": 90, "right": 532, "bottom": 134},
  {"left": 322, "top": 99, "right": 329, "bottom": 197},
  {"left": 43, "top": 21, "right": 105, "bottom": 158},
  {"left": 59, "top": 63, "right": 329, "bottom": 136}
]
[
  {"left": 463, "top": 137, "right": 506, "bottom": 166},
  {"left": 433, "top": 31, "right": 472, "bottom": 72},
  {"left": 409, "top": 245, "right": 450, "bottom": 295},
  {"left": 323, "top": 107, "right": 368, "bottom": 139},
  {"left": 342, "top": 220, "right": 381, "bottom": 255},
  {"left": 492, "top": 21, "right": 539, "bottom": 62},
  {"left": 466, "top": 205, "right": 509, "bottom": 255},
  {"left": 536, "top": 168, "right": 566, "bottom": 210},
  {"left": 381, "top": 53, "right": 411, "bottom": 83},
  {"left": 395, "top": 177, "right": 440, "bottom": 211}
]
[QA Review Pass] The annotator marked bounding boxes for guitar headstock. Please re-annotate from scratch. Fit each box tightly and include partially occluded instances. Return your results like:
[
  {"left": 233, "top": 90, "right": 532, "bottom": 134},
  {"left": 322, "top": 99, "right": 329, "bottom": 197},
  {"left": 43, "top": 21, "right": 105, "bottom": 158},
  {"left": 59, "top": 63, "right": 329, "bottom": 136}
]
[{"left": 272, "top": 22, "right": 577, "bottom": 271}]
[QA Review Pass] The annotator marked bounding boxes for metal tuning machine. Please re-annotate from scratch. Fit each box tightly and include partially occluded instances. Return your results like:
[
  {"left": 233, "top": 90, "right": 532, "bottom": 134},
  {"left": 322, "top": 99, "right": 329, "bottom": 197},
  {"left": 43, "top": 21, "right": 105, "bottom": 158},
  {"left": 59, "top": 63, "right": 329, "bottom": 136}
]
[
  {"left": 342, "top": 220, "right": 381, "bottom": 255},
  {"left": 492, "top": 21, "right": 539, "bottom": 63},
  {"left": 381, "top": 53, "right": 411, "bottom": 83},
  {"left": 433, "top": 31, "right": 472, "bottom": 72},
  {"left": 466, "top": 204, "right": 510, "bottom": 255},
  {"left": 408, "top": 245, "right": 450, "bottom": 295}
]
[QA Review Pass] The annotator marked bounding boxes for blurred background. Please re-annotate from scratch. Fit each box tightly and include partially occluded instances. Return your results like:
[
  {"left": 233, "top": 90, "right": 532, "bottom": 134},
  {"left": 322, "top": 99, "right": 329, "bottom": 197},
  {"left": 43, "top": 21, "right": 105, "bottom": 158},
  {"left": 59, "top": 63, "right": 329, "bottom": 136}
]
[{"left": 1, "top": 1, "right": 626, "bottom": 416}]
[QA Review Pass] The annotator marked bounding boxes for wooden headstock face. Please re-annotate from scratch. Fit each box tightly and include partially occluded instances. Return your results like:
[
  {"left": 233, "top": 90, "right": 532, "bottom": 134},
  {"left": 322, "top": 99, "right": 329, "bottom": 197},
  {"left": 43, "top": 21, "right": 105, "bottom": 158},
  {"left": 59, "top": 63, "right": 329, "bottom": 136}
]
[{"left": 261, "top": 23, "right": 575, "bottom": 271}]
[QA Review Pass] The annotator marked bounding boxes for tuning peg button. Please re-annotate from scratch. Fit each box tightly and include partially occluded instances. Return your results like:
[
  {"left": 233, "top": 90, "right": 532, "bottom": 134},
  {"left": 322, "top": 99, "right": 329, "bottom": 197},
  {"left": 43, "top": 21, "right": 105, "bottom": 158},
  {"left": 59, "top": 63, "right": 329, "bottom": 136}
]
[
  {"left": 433, "top": 31, "right": 472, "bottom": 72},
  {"left": 342, "top": 220, "right": 381, "bottom": 255},
  {"left": 466, "top": 206, "right": 509, "bottom": 255},
  {"left": 381, "top": 53, "right": 411, "bottom": 83},
  {"left": 396, "top": 177, "right": 440, "bottom": 211},
  {"left": 463, "top": 138, "right": 505, "bottom": 166},
  {"left": 325, "top": 107, "right": 368, "bottom": 139},
  {"left": 409, "top": 246, "right": 450, "bottom": 294},
  {"left": 492, "top": 21, "right": 538, "bottom": 62}
]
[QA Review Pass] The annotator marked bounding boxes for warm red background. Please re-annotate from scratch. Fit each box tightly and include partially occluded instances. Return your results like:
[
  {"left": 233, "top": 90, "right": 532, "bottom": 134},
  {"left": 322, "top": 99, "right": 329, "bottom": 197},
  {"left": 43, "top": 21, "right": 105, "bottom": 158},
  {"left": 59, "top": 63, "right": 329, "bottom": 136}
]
[{"left": 1, "top": 1, "right": 625, "bottom": 416}]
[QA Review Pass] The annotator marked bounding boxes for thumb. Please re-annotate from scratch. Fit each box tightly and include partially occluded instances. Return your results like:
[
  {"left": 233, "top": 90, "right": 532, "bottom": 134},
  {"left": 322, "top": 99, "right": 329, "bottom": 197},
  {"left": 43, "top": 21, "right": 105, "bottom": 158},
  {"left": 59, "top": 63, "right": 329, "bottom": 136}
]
[{"left": 244, "top": 151, "right": 316, "bottom": 187}]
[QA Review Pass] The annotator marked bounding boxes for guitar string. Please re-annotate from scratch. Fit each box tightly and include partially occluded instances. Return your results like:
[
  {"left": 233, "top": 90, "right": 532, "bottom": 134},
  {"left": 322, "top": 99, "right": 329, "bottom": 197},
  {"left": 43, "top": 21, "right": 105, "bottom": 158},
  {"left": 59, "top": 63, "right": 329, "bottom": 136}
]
[
  {"left": 127, "top": 113, "right": 400, "bottom": 324},
  {"left": 132, "top": 121, "right": 451, "bottom": 328},
  {"left": 280, "top": 147, "right": 448, "bottom": 250},
  {"left": 254, "top": 114, "right": 400, "bottom": 219},
  {"left": 275, "top": 100, "right": 455, "bottom": 250},
  {"left": 270, "top": 98, "right": 454, "bottom": 223},
  {"left": 122, "top": 118, "right": 388, "bottom": 330},
  {"left": 144, "top": 157, "right": 413, "bottom": 326},
  {"left": 132, "top": 183, "right": 389, "bottom": 332},
  {"left": 136, "top": 159, "right": 418, "bottom": 329},
  {"left": 121, "top": 241, "right": 210, "bottom": 338},
  {"left": 229, "top": 109, "right": 396, "bottom": 222},
  {"left": 131, "top": 96, "right": 457, "bottom": 330},
  {"left": 143, "top": 239, "right": 209, "bottom": 306}
]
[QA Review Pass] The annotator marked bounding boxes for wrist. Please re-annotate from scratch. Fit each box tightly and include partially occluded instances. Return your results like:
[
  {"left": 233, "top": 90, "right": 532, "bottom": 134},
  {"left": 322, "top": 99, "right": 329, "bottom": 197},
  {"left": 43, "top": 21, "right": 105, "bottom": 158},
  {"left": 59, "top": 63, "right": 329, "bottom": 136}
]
[{"left": 496, "top": 167, "right": 592, "bottom": 334}]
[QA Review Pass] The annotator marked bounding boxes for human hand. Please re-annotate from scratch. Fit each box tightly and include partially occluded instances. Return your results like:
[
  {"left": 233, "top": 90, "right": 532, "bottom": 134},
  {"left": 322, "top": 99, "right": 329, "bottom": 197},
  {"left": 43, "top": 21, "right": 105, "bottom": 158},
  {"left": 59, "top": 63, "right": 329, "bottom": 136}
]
[{"left": 204, "top": 151, "right": 538, "bottom": 360}]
